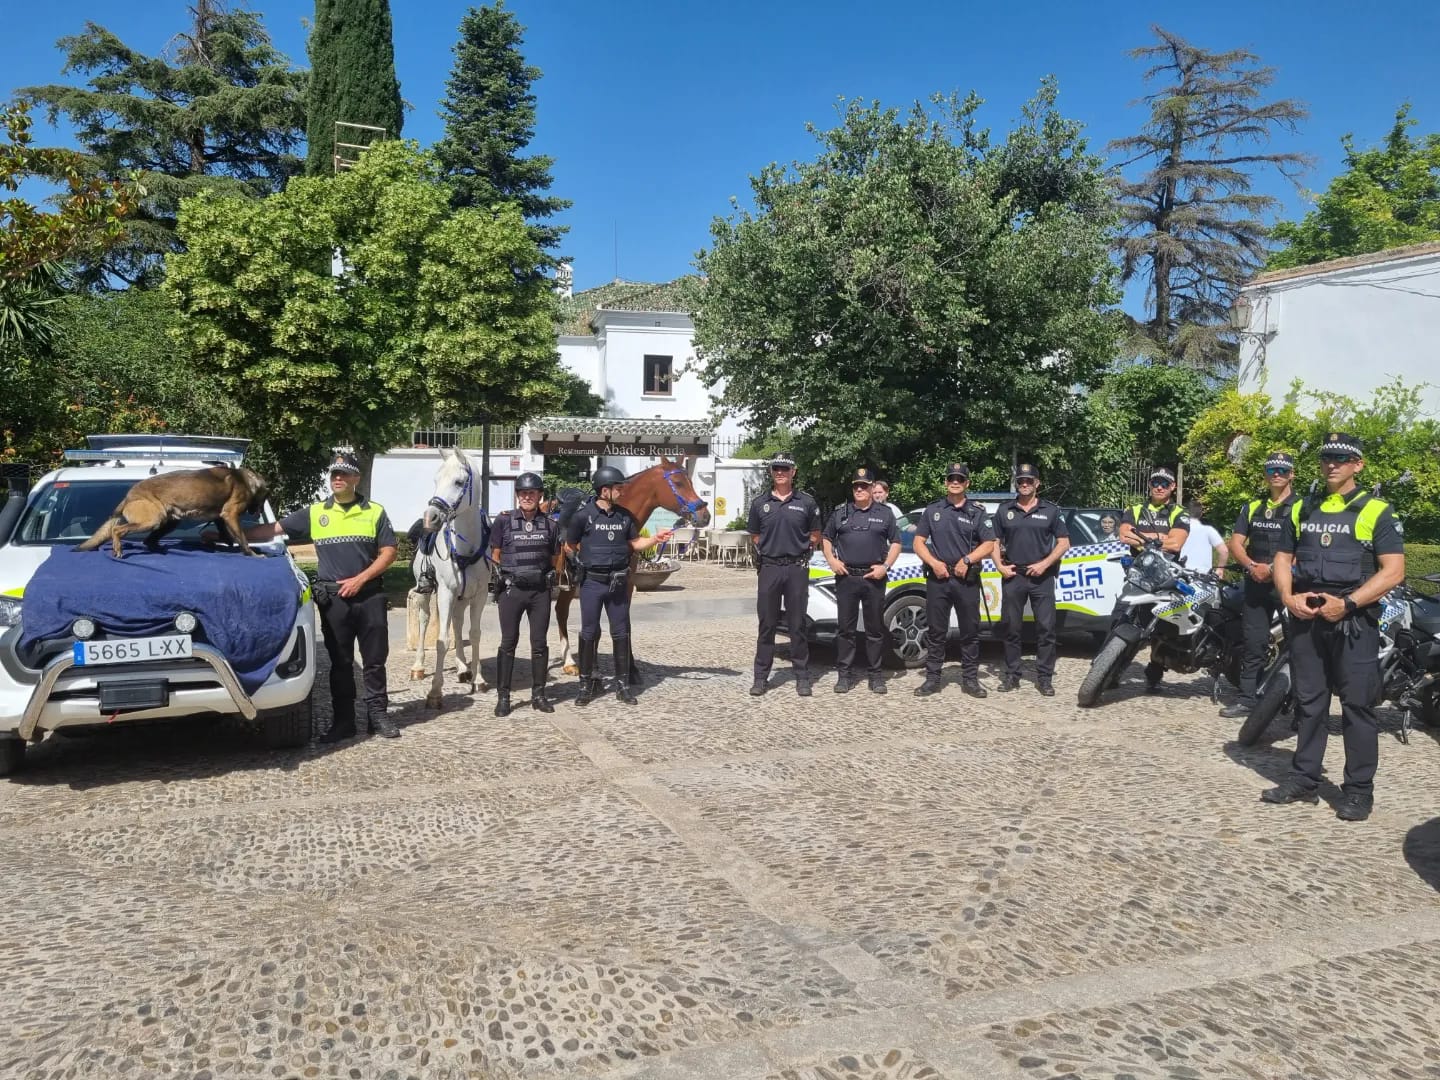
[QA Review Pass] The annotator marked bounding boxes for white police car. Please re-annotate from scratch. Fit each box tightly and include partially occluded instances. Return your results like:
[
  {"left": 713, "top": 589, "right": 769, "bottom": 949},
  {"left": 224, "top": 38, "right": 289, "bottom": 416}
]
[
  {"left": 806, "top": 503, "right": 1126, "bottom": 667},
  {"left": 0, "top": 436, "right": 317, "bottom": 776}
]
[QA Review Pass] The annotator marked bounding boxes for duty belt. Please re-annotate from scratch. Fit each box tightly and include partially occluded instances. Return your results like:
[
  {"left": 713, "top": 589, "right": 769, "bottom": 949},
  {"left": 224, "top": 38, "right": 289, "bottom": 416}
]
[
  {"left": 761, "top": 555, "right": 810, "bottom": 566},
  {"left": 843, "top": 564, "right": 879, "bottom": 575}
]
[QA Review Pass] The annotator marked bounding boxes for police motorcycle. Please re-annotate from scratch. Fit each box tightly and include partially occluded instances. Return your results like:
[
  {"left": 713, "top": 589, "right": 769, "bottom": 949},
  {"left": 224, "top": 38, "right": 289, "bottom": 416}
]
[
  {"left": 1077, "top": 540, "right": 1262, "bottom": 707},
  {"left": 1236, "top": 577, "right": 1440, "bottom": 746}
]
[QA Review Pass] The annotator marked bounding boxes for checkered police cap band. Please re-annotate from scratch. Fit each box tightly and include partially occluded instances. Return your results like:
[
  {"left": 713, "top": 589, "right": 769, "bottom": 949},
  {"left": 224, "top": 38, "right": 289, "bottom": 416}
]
[
  {"left": 1150, "top": 468, "right": 1176, "bottom": 484},
  {"left": 1264, "top": 452, "right": 1294, "bottom": 470},
  {"left": 1320, "top": 440, "right": 1363, "bottom": 458}
]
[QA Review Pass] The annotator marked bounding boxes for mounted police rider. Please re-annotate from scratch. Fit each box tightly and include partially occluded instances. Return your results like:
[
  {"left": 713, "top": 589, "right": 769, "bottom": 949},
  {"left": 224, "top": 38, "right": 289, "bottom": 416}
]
[
  {"left": 1119, "top": 467, "right": 1191, "bottom": 692},
  {"left": 1220, "top": 451, "right": 1296, "bottom": 718},
  {"left": 1263, "top": 433, "right": 1405, "bottom": 822},
  {"left": 489, "top": 472, "right": 558, "bottom": 717},
  {"left": 565, "top": 466, "right": 673, "bottom": 706}
]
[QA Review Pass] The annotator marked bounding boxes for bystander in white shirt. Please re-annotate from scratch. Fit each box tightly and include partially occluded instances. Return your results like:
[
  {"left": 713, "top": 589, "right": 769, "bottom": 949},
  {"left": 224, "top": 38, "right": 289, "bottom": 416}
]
[{"left": 1180, "top": 509, "right": 1228, "bottom": 571}]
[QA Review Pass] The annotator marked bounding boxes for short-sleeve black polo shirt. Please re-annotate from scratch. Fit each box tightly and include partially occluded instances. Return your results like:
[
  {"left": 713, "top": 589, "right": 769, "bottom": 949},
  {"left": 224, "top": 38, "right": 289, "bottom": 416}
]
[
  {"left": 914, "top": 498, "right": 994, "bottom": 564},
  {"left": 995, "top": 498, "right": 1068, "bottom": 568},
  {"left": 823, "top": 502, "right": 899, "bottom": 566},
  {"left": 747, "top": 490, "right": 821, "bottom": 558}
]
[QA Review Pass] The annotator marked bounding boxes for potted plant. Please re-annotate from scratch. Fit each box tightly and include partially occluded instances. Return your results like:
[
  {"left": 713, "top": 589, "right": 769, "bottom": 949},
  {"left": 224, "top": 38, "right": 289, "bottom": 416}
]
[{"left": 633, "top": 528, "right": 681, "bottom": 590}]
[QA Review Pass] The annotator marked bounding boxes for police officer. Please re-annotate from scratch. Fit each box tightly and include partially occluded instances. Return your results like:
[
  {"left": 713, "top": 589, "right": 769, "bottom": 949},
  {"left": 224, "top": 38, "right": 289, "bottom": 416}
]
[
  {"left": 250, "top": 452, "right": 399, "bottom": 742},
  {"left": 1220, "top": 451, "right": 1296, "bottom": 718},
  {"left": 994, "top": 463, "right": 1070, "bottom": 697},
  {"left": 1264, "top": 433, "right": 1405, "bottom": 822},
  {"left": 1119, "top": 468, "right": 1191, "bottom": 692},
  {"left": 488, "top": 472, "right": 558, "bottom": 718},
  {"left": 747, "top": 453, "right": 822, "bottom": 697},
  {"left": 565, "top": 465, "right": 673, "bottom": 706},
  {"left": 913, "top": 463, "right": 997, "bottom": 698},
  {"left": 822, "top": 468, "right": 901, "bottom": 694}
]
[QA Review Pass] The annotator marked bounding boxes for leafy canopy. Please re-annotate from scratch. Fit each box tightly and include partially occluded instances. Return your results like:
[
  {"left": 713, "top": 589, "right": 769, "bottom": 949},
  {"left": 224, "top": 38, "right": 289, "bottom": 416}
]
[
  {"left": 1110, "top": 26, "right": 1309, "bottom": 371},
  {"left": 164, "top": 140, "right": 563, "bottom": 464},
  {"left": 1269, "top": 106, "right": 1440, "bottom": 269},
  {"left": 691, "top": 82, "right": 1121, "bottom": 504},
  {"left": 1182, "top": 378, "right": 1440, "bottom": 542},
  {"left": 435, "top": 3, "right": 569, "bottom": 253},
  {"left": 18, "top": 5, "right": 306, "bottom": 286}
]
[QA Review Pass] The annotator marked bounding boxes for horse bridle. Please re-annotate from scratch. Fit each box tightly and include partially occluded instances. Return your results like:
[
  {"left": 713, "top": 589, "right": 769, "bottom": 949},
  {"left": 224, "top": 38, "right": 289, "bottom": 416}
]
[
  {"left": 425, "top": 464, "right": 490, "bottom": 588},
  {"left": 662, "top": 466, "right": 706, "bottom": 522},
  {"left": 427, "top": 463, "right": 474, "bottom": 524}
]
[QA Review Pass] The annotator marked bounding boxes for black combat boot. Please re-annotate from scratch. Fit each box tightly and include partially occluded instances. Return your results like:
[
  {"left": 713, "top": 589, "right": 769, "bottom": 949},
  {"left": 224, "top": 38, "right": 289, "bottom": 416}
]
[
  {"left": 494, "top": 648, "right": 515, "bottom": 718},
  {"left": 576, "top": 638, "right": 599, "bottom": 707},
  {"left": 613, "top": 638, "right": 638, "bottom": 705},
  {"left": 368, "top": 704, "right": 399, "bottom": 739},
  {"left": 531, "top": 648, "right": 554, "bottom": 713}
]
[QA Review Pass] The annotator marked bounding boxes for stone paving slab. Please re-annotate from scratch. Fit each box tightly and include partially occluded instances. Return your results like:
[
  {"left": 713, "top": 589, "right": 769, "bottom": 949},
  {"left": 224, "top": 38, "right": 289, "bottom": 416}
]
[{"left": 2, "top": 578, "right": 1438, "bottom": 1079}]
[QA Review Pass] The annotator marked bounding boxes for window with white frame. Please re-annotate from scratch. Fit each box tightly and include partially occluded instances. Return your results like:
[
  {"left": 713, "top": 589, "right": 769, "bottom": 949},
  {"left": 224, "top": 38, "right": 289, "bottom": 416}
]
[{"left": 643, "top": 354, "right": 673, "bottom": 397}]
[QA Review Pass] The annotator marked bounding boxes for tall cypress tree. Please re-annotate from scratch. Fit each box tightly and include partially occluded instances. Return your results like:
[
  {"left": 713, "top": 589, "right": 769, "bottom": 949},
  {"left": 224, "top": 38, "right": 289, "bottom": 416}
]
[
  {"left": 434, "top": 3, "right": 569, "bottom": 253},
  {"left": 305, "top": 0, "right": 404, "bottom": 175},
  {"left": 19, "top": 1, "right": 307, "bottom": 286}
]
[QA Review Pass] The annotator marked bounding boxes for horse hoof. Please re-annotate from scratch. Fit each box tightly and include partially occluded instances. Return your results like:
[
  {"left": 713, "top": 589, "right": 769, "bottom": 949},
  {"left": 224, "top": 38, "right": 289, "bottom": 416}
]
[
  {"left": 410, "top": 669, "right": 426, "bottom": 681},
  {"left": 457, "top": 670, "right": 474, "bottom": 683},
  {"left": 424, "top": 693, "right": 442, "bottom": 710},
  {"left": 563, "top": 664, "right": 579, "bottom": 676},
  {"left": 478, "top": 681, "right": 491, "bottom": 693}
]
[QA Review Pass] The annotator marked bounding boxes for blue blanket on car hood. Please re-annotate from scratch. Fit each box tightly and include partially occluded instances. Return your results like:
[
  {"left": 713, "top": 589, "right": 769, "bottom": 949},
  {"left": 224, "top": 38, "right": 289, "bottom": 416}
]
[{"left": 19, "top": 543, "right": 305, "bottom": 695}]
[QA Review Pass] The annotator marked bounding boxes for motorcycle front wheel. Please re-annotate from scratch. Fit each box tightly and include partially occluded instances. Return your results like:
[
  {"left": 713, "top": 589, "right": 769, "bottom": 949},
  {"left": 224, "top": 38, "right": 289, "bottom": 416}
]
[
  {"left": 1078, "top": 634, "right": 1134, "bottom": 708},
  {"left": 1238, "top": 662, "right": 1291, "bottom": 746}
]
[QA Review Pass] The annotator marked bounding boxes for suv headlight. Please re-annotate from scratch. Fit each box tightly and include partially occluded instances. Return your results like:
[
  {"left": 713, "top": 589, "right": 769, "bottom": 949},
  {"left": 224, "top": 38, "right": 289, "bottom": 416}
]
[{"left": 0, "top": 596, "right": 21, "bottom": 629}]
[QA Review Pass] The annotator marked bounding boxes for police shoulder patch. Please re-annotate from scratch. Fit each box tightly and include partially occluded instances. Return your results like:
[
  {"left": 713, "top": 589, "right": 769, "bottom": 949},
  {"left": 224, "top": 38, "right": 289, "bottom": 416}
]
[{"left": 1007, "top": 510, "right": 1014, "bottom": 520}]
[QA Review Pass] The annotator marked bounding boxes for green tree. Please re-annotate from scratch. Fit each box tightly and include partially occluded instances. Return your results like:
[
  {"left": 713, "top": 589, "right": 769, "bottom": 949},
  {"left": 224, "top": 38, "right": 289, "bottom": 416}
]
[
  {"left": 1181, "top": 378, "right": 1440, "bottom": 541},
  {"left": 1269, "top": 106, "right": 1440, "bottom": 269},
  {"left": 19, "top": 3, "right": 307, "bottom": 286},
  {"left": 1110, "top": 26, "right": 1309, "bottom": 372},
  {"left": 435, "top": 3, "right": 569, "bottom": 253},
  {"left": 1, "top": 102, "right": 138, "bottom": 283},
  {"left": 691, "top": 83, "right": 1121, "bottom": 501},
  {"left": 540, "top": 369, "right": 606, "bottom": 490},
  {"left": 165, "top": 140, "right": 562, "bottom": 473},
  {"left": 305, "top": 0, "right": 404, "bottom": 175},
  {"left": 1092, "top": 363, "right": 1216, "bottom": 466}
]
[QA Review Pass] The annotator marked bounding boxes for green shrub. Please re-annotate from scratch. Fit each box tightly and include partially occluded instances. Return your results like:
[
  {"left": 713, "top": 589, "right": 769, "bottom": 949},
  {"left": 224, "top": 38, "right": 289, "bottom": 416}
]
[{"left": 1407, "top": 543, "right": 1440, "bottom": 593}]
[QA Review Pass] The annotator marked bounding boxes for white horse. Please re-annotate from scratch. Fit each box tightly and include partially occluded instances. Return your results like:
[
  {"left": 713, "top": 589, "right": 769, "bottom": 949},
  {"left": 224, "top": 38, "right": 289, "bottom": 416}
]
[{"left": 412, "top": 447, "right": 492, "bottom": 709}]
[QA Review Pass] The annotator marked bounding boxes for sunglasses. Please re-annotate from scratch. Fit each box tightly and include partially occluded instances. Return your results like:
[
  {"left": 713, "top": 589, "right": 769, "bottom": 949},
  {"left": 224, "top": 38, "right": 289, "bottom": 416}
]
[
  {"left": 1264, "top": 467, "right": 1293, "bottom": 477},
  {"left": 1320, "top": 455, "right": 1359, "bottom": 465},
  {"left": 946, "top": 476, "right": 968, "bottom": 482},
  {"left": 1150, "top": 480, "right": 1173, "bottom": 488},
  {"left": 1016, "top": 477, "right": 1037, "bottom": 483}
]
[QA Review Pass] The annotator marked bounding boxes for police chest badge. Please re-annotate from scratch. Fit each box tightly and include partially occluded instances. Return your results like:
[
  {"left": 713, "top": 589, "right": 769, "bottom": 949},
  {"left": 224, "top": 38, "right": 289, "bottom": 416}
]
[
  {"left": 523, "top": 520, "right": 534, "bottom": 533},
  {"left": 1320, "top": 532, "right": 1332, "bottom": 547},
  {"left": 1264, "top": 507, "right": 1273, "bottom": 519},
  {"left": 933, "top": 512, "right": 940, "bottom": 521},
  {"left": 1007, "top": 510, "right": 1015, "bottom": 520},
  {"left": 318, "top": 514, "right": 329, "bottom": 527},
  {"left": 763, "top": 504, "right": 772, "bottom": 514}
]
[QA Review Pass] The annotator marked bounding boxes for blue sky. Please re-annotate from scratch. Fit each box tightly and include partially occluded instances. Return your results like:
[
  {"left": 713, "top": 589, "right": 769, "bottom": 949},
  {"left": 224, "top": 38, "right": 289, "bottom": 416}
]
[{"left": 6, "top": 0, "right": 1439, "bottom": 307}]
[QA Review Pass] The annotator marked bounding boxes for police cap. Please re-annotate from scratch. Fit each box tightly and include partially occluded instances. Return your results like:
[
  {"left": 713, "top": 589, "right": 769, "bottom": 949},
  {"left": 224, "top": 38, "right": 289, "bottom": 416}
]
[
  {"left": 850, "top": 467, "right": 876, "bottom": 486},
  {"left": 1014, "top": 463, "right": 1040, "bottom": 481},
  {"left": 1263, "top": 451, "right": 1295, "bottom": 471},
  {"left": 1149, "top": 467, "right": 1177, "bottom": 486},
  {"left": 329, "top": 451, "right": 362, "bottom": 475},
  {"left": 1319, "top": 432, "right": 1364, "bottom": 460},
  {"left": 768, "top": 453, "right": 796, "bottom": 470},
  {"left": 945, "top": 462, "right": 970, "bottom": 480}
]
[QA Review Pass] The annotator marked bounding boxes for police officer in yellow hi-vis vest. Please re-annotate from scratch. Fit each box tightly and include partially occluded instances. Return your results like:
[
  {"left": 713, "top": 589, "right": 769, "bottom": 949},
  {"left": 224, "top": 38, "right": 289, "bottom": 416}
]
[
  {"left": 1264, "top": 433, "right": 1405, "bottom": 822},
  {"left": 1118, "top": 467, "right": 1191, "bottom": 692},
  {"left": 248, "top": 452, "right": 399, "bottom": 742}
]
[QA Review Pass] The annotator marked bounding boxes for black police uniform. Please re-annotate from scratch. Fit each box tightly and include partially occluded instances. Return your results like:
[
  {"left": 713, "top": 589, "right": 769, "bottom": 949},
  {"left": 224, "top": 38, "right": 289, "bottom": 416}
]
[
  {"left": 1231, "top": 490, "right": 1296, "bottom": 702},
  {"left": 280, "top": 489, "right": 397, "bottom": 739},
  {"left": 914, "top": 492, "right": 995, "bottom": 690},
  {"left": 995, "top": 495, "right": 1068, "bottom": 687},
  {"left": 566, "top": 500, "right": 639, "bottom": 700},
  {"left": 491, "top": 505, "right": 557, "bottom": 713},
  {"left": 823, "top": 497, "right": 899, "bottom": 687},
  {"left": 1279, "top": 480, "right": 1403, "bottom": 799},
  {"left": 748, "top": 486, "right": 822, "bottom": 689}
]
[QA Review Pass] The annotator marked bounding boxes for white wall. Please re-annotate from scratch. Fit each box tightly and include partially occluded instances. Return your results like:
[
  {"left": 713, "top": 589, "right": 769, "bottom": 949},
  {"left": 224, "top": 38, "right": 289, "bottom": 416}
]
[
  {"left": 1239, "top": 251, "right": 1440, "bottom": 415},
  {"left": 369, "top": 446, "right": 545, "bottom": 528}
]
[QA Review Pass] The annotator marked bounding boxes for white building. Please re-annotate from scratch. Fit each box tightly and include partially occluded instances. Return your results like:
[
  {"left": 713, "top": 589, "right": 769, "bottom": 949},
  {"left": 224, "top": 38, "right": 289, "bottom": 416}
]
[
  {"left": 371, "top": 276, "right": 761, "bottom": 530},
  {"left": 1236, "top": 241, "right": 1440, "bottom": 414}
]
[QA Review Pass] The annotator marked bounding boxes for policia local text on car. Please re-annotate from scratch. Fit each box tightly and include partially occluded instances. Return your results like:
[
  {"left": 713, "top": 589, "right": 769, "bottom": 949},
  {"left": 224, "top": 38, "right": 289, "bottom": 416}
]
[{"left": 1261, "top": 433, "right": 1405, "bottom": 823}]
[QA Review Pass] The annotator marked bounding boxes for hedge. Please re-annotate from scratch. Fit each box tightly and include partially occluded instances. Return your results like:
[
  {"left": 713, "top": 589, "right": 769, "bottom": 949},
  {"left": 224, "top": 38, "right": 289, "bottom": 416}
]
[{"left": 1407, "top": 543, "right": 1440, "bottom": 593}]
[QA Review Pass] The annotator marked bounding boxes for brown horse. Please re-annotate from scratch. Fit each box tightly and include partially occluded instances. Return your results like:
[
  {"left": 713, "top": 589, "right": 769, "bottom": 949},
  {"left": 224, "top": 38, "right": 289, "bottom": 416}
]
[{"left": 552, "top": 458, "right": 711, "bottom": 677}]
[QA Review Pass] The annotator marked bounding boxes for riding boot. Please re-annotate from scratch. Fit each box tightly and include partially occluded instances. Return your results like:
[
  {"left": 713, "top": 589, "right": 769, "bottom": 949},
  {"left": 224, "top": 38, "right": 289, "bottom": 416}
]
[
  {"left": 576, "top": 638, "right": 599, "bottom": 707},
  {"left": 494, "top": 648, "right": 515, "bottom": 718},
  {"left": 531, "top": 647, "right": 555, "bottom": 713},
  {"left": 367, "top": 703, "right": 399, "bottom": 739},
  {"left": 613, "top": 637, "right": 638, "bottom": 705}
]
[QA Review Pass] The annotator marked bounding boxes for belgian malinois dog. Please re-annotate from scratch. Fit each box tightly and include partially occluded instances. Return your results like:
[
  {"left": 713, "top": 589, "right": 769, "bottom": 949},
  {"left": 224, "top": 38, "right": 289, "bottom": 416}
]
[{"left": 77, "top": 466, "right": 270, "bottom": 558}]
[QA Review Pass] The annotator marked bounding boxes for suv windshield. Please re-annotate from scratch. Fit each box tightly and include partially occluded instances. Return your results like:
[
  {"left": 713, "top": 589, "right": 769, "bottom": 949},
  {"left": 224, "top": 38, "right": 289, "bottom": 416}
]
[{"left": 13, "top": 478, "right": 267, "bottom": 546}]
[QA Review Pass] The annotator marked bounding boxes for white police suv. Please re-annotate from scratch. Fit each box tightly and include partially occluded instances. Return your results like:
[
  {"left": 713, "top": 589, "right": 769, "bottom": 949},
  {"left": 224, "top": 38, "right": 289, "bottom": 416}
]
[{"left": 0, "top": 436, "right": 317, "bottom": 776}]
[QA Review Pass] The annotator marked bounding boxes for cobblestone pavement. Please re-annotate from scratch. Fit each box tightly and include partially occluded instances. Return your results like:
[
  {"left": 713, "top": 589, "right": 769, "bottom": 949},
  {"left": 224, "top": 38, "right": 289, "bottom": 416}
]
[{"left": 3, "top": 564, "right": 1439, "bottom": 1079}]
